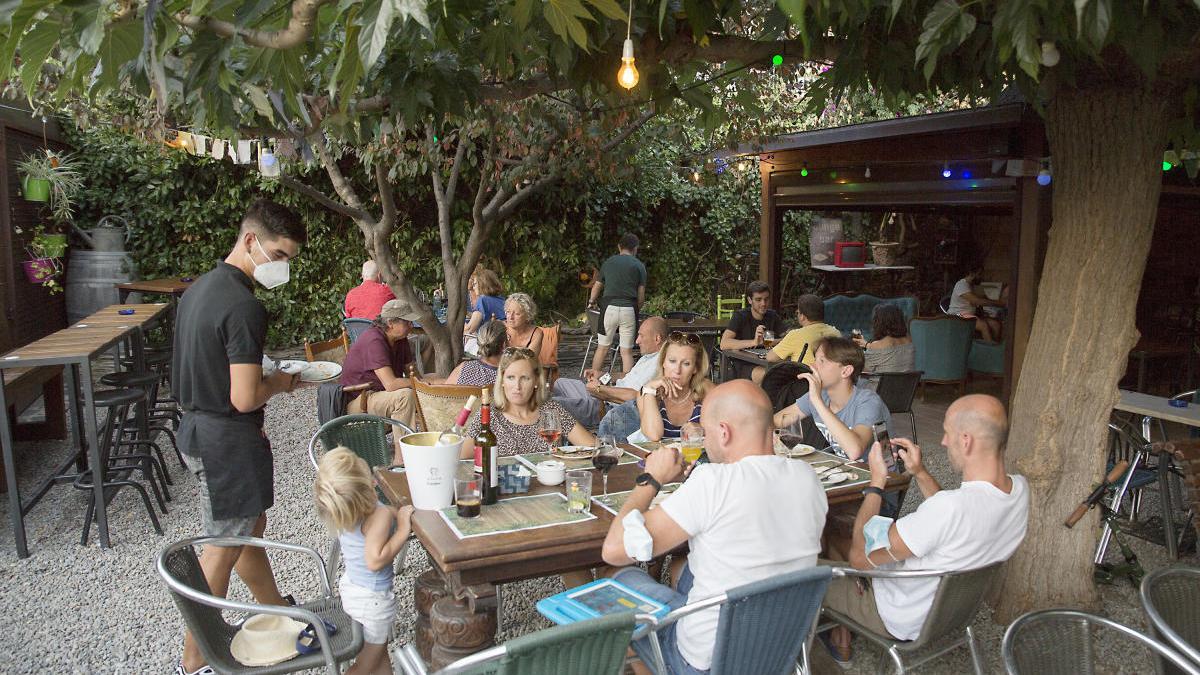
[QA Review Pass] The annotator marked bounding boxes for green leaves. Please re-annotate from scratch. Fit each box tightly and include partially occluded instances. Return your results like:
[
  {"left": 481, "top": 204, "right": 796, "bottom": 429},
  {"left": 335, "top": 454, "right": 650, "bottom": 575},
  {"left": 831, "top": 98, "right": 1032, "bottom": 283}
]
[
  {"left": 544, "top": 0, "right": 593, "bottom": 50},
  {"left": 915, "top": 0, "right": 976, "bottom": 81},
  {"left": 994, "top": 0, "right": 1041, "bottom": 80},
  {"left": 97, "top": 20, "right": 144, "bottom": 91},
  {"left": 359, "top": 0, "right": 430, "bottom": 70},
  {"left": 1073, "top": 0, "right": 1111, "bottom": 52}
]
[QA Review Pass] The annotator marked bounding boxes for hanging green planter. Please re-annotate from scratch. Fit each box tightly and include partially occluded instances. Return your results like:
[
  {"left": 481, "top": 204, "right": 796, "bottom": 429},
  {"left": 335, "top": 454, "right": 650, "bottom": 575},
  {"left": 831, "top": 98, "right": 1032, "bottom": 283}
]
[
  {"left": 36, "top": 232, "right": 67, "bottom": 258},
  {"left": 22, "top": 176, "right": 50, "bottom": 202}
]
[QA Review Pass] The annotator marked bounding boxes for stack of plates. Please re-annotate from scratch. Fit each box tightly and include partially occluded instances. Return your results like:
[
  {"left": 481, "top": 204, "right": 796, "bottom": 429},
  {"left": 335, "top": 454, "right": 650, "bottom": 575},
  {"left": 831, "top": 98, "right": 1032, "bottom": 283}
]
[{"left": 277, "top": 360, "right": 342, "bottom": 383}]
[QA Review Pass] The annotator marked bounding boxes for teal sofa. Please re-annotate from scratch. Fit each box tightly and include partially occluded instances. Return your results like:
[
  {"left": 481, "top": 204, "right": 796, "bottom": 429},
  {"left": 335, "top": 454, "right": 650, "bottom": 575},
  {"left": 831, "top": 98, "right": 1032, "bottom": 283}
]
[{"left": 823, "top": 293, "right": 919, "bottom": 340}]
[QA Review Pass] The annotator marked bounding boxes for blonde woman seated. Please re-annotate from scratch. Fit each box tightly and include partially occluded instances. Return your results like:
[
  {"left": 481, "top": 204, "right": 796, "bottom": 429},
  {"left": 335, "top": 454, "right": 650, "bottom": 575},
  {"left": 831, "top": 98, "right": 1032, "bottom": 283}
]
[
  {"left": 636, "top": 331, "right": 714, "bottom": 441},
  {"left": 504, "top": 293, "right": 544, "bottom": 355},
  {"left": 461, "top": 348, "right": 595, "bottom": 458},
  {"left": 444, "top": 320, "right": 506, "bottom": 387}
]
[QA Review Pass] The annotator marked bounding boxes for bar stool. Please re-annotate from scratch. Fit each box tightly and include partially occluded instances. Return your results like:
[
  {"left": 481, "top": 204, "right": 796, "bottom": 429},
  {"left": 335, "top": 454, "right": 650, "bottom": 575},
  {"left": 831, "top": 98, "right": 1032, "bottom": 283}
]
[
  {"left": 122, "top": 349, "right": 181, "bottom": 430},
  {"left": 74, "top": 387, "right": 166, "bottom": 545},
  {"left": 100, "top": 370, "right": 180, "bottom": 480}
]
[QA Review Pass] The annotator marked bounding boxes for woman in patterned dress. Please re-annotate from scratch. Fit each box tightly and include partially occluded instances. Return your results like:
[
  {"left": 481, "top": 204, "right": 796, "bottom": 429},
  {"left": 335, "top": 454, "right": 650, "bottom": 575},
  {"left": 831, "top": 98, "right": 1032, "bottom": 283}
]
[
  {"left": 461, "top": 348, "right": 596, "bottom": 457},
  {"left": 445, "top": 320, "right": 506, "bottom": 386},
  {"left": 636, "top": 331, "right": 714, "bottom": 441}
]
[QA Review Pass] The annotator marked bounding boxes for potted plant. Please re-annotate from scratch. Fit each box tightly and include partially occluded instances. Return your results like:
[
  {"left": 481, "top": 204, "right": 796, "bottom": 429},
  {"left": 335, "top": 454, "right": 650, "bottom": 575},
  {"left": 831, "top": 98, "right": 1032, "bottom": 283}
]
[
  {"left": 870, "top": 212, "right": 907, "bottom": 267},
  {"left": 16, "top": 149, "right": 84, "bottom": 222},
  {"left": 22, "top": 229, "right": 63, "bottom": 293}
]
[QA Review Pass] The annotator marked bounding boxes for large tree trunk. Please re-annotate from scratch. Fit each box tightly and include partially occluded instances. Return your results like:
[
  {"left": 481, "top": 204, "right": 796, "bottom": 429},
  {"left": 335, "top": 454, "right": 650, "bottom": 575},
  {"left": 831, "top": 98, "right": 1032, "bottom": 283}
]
[{"left": 991, "top": 86, "right": 1169, "bottom": 621}]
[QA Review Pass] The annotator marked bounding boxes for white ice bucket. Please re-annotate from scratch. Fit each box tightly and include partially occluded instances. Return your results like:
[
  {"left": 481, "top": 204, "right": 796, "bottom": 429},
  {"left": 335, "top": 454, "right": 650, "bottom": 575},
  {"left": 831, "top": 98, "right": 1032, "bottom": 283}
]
[{"left": 399, "top": 432, "right": 462, "bottom": 510}]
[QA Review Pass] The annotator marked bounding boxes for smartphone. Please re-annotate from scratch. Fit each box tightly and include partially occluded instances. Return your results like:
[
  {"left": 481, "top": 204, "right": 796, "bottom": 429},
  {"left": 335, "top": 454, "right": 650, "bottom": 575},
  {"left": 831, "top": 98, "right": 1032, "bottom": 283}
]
[
  {"left": 871, "top": 421, "right": 903, "bottom": 473},
  {"left": 599, "top": 373, "right": 612, "bottom": 385}
]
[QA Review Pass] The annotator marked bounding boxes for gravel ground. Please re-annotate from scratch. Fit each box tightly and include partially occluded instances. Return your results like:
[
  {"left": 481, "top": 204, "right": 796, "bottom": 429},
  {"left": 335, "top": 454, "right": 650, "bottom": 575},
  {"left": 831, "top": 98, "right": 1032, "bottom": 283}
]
[{"left": 0, "top": 363, "right": 1195, "bottom": 674}]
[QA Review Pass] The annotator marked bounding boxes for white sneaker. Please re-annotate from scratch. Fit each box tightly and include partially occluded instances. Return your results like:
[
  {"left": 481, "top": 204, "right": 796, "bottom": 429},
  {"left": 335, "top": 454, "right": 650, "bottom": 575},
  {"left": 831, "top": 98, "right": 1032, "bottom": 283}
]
[{"left": 175, "top": 664, "right": 215, "bottom": 675}]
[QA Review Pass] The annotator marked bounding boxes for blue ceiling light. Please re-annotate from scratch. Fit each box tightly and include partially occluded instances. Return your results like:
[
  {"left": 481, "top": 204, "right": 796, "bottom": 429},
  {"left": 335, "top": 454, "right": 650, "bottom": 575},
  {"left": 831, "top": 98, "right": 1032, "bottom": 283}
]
[{"left": 941, "top": 162, "right": 952, "bottom": 179}]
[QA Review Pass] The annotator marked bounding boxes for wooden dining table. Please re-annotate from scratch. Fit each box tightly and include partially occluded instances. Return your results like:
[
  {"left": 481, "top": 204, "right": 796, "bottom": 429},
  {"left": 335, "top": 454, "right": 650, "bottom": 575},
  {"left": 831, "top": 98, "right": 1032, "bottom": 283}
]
[
  {"left": 375, "top": 444, "right": 909, "bottom": 667},
  {"left": 115, "top": 277, "right": 194, "bottom": 304},
  {"left": 719, "top": 346, "right": 771, "bottom": 381},
  {"left": 0, "top": 303, "right": 171, "bottom": 558}
]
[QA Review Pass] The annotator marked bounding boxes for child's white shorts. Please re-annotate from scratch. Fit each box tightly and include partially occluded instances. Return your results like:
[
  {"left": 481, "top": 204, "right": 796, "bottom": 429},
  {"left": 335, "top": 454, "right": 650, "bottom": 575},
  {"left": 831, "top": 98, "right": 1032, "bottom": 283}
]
[{"left": 339, "top": 577, "right": 396, "bottom": 644}]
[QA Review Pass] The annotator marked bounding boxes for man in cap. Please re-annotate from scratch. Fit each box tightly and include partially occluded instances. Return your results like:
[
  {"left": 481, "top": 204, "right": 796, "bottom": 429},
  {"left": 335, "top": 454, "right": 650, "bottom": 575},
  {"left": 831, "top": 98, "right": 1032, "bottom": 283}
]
[{"left": 339, "top": 298, "right": 422, "bottom": 464}]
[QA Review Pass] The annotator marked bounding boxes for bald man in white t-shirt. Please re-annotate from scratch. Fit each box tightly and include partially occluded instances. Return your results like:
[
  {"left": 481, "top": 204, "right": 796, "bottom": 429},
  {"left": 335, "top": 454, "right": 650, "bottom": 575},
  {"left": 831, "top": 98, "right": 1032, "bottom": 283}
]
[{"left": 819, "top": 394, "right": 1029, "bottom": 664}]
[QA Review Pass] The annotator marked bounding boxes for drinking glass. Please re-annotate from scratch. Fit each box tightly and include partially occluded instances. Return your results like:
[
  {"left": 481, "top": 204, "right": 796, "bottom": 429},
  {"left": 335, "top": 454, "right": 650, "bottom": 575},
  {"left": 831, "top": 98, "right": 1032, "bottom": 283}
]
[
  {"left": 538, "top": 409, "right": 562, "bottom": 449},
  {"left": 763, "top": 330, "right": 776, "bottom": 349},
  {"left": 565, "top": 470, "right": 592, "bottom": 513},
  {"left": 592, "top": 436, "right": 622, "bottom": 497},
  {"left": 680, "top": 422, "right": 704, "bottom": 464},
  {"left": 454, "top": 478, "right": 481, "bottom": 518}
]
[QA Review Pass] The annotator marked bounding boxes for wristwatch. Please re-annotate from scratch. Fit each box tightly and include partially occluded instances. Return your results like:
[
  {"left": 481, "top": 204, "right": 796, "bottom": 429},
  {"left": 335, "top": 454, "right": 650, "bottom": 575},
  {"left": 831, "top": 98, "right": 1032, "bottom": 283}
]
[
  {"left": 641, "top": 386, "right": 658, "bottom": 398},
  {"left": 861, "top": 486, "right": 885, "bottom": 499},
  {"left": 635, "top": 472, "right": 662, "bottom": 492}
]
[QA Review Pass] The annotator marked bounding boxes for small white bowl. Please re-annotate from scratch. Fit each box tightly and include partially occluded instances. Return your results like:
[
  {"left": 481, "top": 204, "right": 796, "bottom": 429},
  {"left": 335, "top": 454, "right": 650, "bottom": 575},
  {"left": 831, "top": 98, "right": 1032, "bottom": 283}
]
[{"left": 536, "top": 460, "right": 566, "bottom": 486}]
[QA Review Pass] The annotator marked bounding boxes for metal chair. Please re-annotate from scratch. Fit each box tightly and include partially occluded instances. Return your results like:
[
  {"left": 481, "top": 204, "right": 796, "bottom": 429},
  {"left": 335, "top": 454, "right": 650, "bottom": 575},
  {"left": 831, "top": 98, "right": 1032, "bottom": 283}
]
[
  {"left": 1097, "top": 422, "right": 1181, "bottom": 563},
  {"left": 1141, "top": 566, "right": 1200, "bottom": 673},
  {"left": 537, "top": 324, "right": 561, "bottom": 385},
  {"left": 641, "top": 565, "right": 832, "bottom": 675},
  {"left": 343, "top": 318, "right": 374, "bottom": 345},
  {"left": 412, "top": 379, "right": 484, "bottom": 434},
  {"left": 395, "top": 612, "right": 638, "bottom": 675},
  {"left": 1002, "top": 609, "right": 1200, "bottom": 675},
  {"left": 579, "top": 307, "right": 618, "bottom": 377},
  {"left": 157, "top": 536, "right": 363, "bottom": 675},
  {"left": 864, "top": 370, "right": 923, "bottom": 443},
  {"left": 810, "top": 563, "right": 1004, "bottom": 675}
]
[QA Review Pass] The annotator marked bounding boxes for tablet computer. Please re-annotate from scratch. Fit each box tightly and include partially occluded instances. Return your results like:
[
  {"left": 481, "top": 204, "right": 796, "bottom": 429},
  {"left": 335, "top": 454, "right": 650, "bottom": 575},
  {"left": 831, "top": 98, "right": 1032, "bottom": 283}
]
[{"left": 536, "top": 578, "right": 670, "bottom": 626}]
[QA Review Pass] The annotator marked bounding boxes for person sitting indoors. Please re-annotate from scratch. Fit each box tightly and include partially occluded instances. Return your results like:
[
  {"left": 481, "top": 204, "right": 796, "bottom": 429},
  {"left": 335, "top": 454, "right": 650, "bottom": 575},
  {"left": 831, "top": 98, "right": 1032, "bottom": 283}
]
[
  {"left": 818, "top": 394, "right": 1029, "bottom": 664},
  {"left": 721, "top": 280, "right": 787, "bottom": 380},
  {"left": 464, "top": 268, "right": 506, "bottom": 336},
  {"left": 444, "top": 320, "right": 506, "bottom": 387},
  {"left": 340, "top": 299, "right": 421, "bottom": 465},
  {"left": 773, "top": 337, "right": 891, "bottom": 460},
  {"left": 852, "top": 304, "right": 915, "bottom": 374},
  {"left": 553, "top": 316, "right": 668, "bottom": 434},
  {"left": 344, "top": 259, "right": 396, "bottom": 320},
  {"left": 601, "top": 381, "right": 828, "bottom": 674},
  {"left": 946, "top": 264, "right": 1005, "bottom": 343},
  {"left": 313, "top": 448, "right": 414, "bottom": 675},
  {"left": 460, "top": 348, "right": 596, "bottom": 457},
  {"left": 504, "top": 292, "right": 544, "bottom": 354},
  {"left": 637, "top": 331, "right": 714, "bottom": 442},
  {"left": 751, "top": 293, "right": 841, "bottom": 384}
]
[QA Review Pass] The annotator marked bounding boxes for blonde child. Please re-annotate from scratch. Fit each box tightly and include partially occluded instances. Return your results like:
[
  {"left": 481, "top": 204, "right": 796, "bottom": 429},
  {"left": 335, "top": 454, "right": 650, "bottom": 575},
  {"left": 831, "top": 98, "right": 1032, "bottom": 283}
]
[{"left": 314, "top": 448, "right": 414, "bottom": 675}]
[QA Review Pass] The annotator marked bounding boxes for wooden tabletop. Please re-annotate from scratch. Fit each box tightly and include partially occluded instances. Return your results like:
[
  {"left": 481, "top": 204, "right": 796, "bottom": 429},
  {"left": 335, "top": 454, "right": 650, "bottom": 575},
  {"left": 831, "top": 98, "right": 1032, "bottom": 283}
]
[
  {"left": 376, "top": 445, "right": 908, "bottom": 592},
  {"left": 666, "top": 317, "right": 728, "bottom": 333},
  {"left": 114, "top": 277, "right": 194, "bottom": 295},
  {"left": 1115, "top": 390, "right": 1200, "bottom": 428},
  {"left": 721, "top": 347, "right": 770, "bottom": 368},
  {"left": 0, "top": 304, "right": 171, "bottom": 368}
]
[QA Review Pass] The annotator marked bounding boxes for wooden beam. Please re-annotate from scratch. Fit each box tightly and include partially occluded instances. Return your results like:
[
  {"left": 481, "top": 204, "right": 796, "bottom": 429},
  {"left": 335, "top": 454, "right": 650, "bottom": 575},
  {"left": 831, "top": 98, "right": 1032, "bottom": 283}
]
[
  {"left": 759, "top": 163, "right": 781, "bottom": 307},
  {"left": 1006, "top": 121, "right": 1051, "bottom": 404}
]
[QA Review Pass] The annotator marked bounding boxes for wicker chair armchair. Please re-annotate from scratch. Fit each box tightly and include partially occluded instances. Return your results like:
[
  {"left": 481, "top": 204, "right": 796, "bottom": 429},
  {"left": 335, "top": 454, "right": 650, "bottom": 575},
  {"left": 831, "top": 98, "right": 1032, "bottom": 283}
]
[
  {"left": 303, "top": 332, "right": 349, "bottom": 364},
  {"left": 1141, "top": 566, "right": 1200, "bottom": 674},
  {"left": 395, "top": 612, "right": 637, "bottom": 675},
  {"left": 1003, "top": 609, "right": 1200, "bottom": 675},
  {"left": 412, "top": 379, "right": 484, "bottom": 433},
  {"left": 156, "top": 536, "right": 363, "bottom": 675},
  {"left": 811, "top": 563, "right": 1004, "bottom": 675}
]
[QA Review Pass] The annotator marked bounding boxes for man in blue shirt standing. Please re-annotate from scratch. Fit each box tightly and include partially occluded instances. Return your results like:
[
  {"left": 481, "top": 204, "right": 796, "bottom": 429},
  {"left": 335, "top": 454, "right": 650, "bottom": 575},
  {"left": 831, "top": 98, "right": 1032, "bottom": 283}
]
[{"left": 587, "top": 233, "right": 647, "bottom": 375}]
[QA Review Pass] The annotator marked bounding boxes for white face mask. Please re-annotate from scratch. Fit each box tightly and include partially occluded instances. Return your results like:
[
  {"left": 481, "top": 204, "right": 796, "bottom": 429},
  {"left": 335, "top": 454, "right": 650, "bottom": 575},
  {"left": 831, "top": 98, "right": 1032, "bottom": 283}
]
[{"left": 250, "top": 236, "right": 289, "bottom": 289}]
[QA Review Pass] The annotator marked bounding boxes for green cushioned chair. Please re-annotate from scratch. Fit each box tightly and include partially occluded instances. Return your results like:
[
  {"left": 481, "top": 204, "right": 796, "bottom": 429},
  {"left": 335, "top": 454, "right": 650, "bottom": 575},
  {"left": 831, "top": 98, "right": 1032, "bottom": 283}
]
[
  {"left": 395, "top": 612, "right": 637, "bottom": 675},
  {"left": 910, "top": 316, "right": 975, "bottom": 396},
  {"left": 823, "top": 293, "right": 918, "bottom": 340},
  {"left": 967, "top": 339, "right": 1005, "bottom": 379}
]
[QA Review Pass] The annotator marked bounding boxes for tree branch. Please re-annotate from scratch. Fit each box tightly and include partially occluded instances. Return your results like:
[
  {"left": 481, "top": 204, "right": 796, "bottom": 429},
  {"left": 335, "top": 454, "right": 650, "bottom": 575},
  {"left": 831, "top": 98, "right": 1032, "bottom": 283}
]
[
  {"left": 445, "top": 136, "right": 470, "bottom": 218},
  {"left": 493, "top": 170, "right": 562, "bottom": 223},
  {"left": 311, "top": 134, "right": 370, "bottom": 216},
  {"left": 375, "top": 163, "right": 396, "bottom": 229},
  {"left": 278, "top": 174, "right": 370, "bottom": 221},
  {"left": 473, "top": 132, "right": 498, "bottom": 225},
  {"left": 427, "top": 127, "right": 456, "bottom": 275},
  {"left": 174, "top": 0, "right": 334, "bottom": 50},
  {"left": 602, "top": 106, "right": 656, "bottom": 152}
]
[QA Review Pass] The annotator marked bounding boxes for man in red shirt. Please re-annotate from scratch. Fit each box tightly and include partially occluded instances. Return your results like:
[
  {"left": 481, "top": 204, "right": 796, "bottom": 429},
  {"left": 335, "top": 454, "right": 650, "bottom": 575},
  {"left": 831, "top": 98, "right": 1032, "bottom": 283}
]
[{"left": 344, "top": 260, "right": 396, "bottom": 319}]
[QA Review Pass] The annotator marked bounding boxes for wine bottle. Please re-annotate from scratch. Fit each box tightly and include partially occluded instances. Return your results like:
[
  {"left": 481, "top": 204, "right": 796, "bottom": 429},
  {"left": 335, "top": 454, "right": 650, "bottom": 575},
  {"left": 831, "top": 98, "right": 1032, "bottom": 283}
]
[
  {"left": 439, "top": 394, "right": 479, "bottom": 445},
  {"left": 475, "top": 390, "right": 499, "bottom": 505}
]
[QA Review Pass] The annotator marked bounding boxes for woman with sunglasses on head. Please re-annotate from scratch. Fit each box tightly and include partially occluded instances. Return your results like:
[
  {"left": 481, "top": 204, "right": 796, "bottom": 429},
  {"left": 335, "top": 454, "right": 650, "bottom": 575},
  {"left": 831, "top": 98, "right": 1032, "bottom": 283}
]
[
  {"left": 637, "top": 331, "right": 714, "bottom": 442},
  {"left": 460, "top": 347, "right": 596, "bottom": 458}
]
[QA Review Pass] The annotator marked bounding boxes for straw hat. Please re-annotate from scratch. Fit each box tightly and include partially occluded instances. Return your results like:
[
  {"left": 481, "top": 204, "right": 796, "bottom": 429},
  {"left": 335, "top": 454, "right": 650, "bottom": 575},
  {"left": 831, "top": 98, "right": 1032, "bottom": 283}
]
[{"left": 229, "top": 613, "right": 307, "bottom": 666}]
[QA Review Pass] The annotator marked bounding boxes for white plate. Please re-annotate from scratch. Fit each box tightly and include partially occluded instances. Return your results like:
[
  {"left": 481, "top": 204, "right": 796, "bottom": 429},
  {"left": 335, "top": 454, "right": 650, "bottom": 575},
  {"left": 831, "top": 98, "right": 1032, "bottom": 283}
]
[
  {"left": 787, "top": 444, "right": 817, "bottom": 458},
  {"left": 821, "top": 471, "right": 852, "bottom": 485},
  {"left": 278, "top": 360, "right": 342, "bottom": 382},
  {"left": 550, "top": 446, "right": 594, "bottom": 460}
]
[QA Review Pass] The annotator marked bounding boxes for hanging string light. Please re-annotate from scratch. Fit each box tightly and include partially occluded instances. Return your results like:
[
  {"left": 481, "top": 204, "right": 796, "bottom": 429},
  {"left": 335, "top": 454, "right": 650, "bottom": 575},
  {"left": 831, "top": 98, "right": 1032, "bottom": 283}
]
[
  {"left": 617, "top": 0, "right": 639, "bottom": 89},
  {"left": 1037, "top": 159, "right": 1052, "bottom": 186},
  {"left": 941, "top": 162, "right": 952, "bottom": 178}
]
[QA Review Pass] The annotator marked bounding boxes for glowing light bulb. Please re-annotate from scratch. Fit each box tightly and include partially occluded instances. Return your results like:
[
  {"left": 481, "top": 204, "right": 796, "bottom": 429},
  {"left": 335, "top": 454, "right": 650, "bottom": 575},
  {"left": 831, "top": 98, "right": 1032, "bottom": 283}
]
[
  {"left": 800, "top": 163, "right": 808, "bottom": 177},
  {"left": 864, "top": 166, "right": 871, "bottom": 179},
  {"left": 1162, "top": 160, "right": 1173, "bottom": 171},
  {"left": 259, "top": 150, "right": 280, "bottom": 178},
  {"left": 1036, "top": 169, "right": 1051, "bottom": 186},
  {"left": 942, "top": 163, "right": 952, "bottom": 179},
  {"left": 617, "top": 38, "right": 639, "bottom": 89},
  {"left": 772, "top": 54, "right": 783, "bottom": 67}
]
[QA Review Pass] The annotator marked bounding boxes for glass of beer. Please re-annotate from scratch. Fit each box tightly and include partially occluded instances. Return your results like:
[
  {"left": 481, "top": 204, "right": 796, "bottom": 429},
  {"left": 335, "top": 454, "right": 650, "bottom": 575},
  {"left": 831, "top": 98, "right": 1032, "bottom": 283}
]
[
  {"left": 680, "top": 422, "right": 704, "bottom": 464},
  {"left": 455, "top": 478, "right": 481, "bottom": 518},
  {"left": 763, "top": 330, "right": 776, "bottom": 349}
]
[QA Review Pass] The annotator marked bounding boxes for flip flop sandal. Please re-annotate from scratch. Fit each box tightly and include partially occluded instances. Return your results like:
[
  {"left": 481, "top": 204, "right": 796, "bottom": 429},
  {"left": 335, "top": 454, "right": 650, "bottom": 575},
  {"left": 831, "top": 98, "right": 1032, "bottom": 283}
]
[{"left": 296, "top": 619, "right": 339, "bottom": 655}]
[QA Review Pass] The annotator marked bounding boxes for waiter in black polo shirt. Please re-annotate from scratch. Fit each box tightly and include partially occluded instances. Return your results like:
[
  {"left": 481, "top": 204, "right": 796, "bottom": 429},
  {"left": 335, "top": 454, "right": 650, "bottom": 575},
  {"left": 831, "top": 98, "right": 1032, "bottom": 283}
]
[{"left": 173, "top": 199, "right": 306, "bottom": 675}]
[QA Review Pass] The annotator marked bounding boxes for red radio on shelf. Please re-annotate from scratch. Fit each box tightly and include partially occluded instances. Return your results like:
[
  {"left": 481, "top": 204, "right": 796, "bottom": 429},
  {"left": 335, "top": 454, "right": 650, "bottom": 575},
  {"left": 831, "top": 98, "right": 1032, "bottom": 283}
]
[{"left": 834, "top": 241, "right": 867, "bottom": 268}]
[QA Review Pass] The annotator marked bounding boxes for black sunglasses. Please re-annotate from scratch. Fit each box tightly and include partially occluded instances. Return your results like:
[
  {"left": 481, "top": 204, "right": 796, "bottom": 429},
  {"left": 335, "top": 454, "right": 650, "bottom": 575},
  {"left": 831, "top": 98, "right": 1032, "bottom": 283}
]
[{"left": 668, "top": 331, "right": 701, "bottom": 345}]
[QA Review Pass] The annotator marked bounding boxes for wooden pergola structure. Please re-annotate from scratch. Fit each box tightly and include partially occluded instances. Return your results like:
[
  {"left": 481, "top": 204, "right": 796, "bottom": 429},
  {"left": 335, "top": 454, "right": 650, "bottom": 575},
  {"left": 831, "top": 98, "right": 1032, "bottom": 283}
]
[{"left": 754, "top": 103, "right": 1051, "bottom": 398}]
